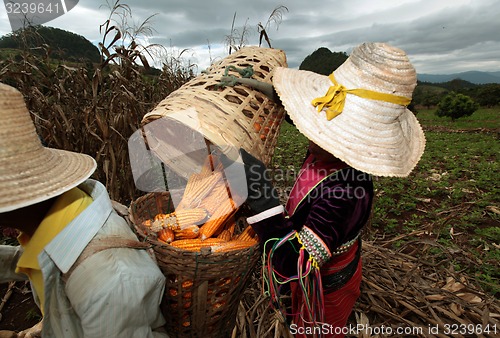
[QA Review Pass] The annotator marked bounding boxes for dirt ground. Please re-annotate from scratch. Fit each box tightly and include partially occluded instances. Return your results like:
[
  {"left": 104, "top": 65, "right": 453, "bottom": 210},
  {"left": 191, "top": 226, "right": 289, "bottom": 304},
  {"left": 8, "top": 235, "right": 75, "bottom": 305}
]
[{"left": 0, "top": 281, "right": 40, "bottom": 332}]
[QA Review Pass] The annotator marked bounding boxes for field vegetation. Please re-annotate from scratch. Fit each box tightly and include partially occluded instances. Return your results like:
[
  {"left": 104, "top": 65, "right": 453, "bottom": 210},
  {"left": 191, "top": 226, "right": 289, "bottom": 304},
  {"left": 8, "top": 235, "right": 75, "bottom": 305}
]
[
  {"left": 260, "top": 108, "right": 499, "bottom": 337},
  {"left": 0, "top": 1, "right": 498, "bottom": 335},
  {"left": 273, "top": 108, "right": 499, "bottom": 295},
  {"left": 0, "top": 2, "right": 195, "bottom": 205}
]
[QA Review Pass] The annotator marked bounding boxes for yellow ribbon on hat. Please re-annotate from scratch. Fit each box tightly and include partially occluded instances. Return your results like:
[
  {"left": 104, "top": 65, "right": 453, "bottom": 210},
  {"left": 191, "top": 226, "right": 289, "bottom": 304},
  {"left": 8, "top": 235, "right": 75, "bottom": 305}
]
[{"left": 311, "top": 73, "right": 412, "bottom": 120}]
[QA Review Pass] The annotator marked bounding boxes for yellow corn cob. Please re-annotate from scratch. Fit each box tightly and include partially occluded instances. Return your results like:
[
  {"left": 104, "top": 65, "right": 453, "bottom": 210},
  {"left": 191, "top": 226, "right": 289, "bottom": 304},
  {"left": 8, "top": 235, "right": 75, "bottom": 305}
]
[
  {"left": 146, "top": 214, "right": 177, "bottom": 232},
  {"left": 182, "top": 173, "right": 201, "bottom": 199},
  {"left": 199, "top": 154, "right": 215, "bottom": 178},
  {"left": 227, "top": 221, "right": 236, "bottom": 237},
  {"left": 174, "top": 225, "right": 200, "bottom": 239},
  {"left": 200, "top": 180, "right": 231, "bottom": 214},
  {"left": 176, "top": 208, "right": 208, "bottom": 229},
  {"left": 199, "top": 198, "right": 236, "bottom": 240},
  {"left": 170, "top": 238, "right": 225, "bottom": 251},
  {"left": 216, "top": 229, "right": 232, "bottom": 241},
  {"left": 211, "top": 240, "right": 257, "bottom": 253},
  {"left": 213, "top": 162, "right": 224, "bottom": 173},
  {"left": 145, "top": 208, "right": 207, "bottom": 232},
  {"left": 177, "top": 174, "right": 200, "bottom": 210},
  {"left": 237, "top": 225, "right": 257, "bottom": 242},
  {"left": 182, "top": 280, "right": 194, "bottom": 289},
  {"left": 157, "top": 228, "right": 175, "bottom": 243},
  {"left": 179, "top": 171, "right": 223, "bottom": 208}
]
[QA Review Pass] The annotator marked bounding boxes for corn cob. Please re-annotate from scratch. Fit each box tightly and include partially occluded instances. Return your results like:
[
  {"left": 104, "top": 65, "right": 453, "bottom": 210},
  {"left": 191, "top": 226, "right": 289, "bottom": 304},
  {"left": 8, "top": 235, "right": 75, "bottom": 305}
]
[
  {"left": 211, "top": 212, "right": 231, "bottom": 238},
  {"left": 217, "top": 277, "right": 232, "bottom": 287},
  {"left": 178, "top": 171, "right": 223, "bottom": 208},
  {"left": 145, "top": 208, "right": 208, "bottom": 232},
  {"left": 174, "top": 225, "right": 200, "bottom": 239},
  {"left": 199, "top": 180, "right": 230, "bottom": 214},
  {"left": 211, "top": 240, "right": 257, "bottom": 253},
  {"left": 170, "top": 238, "right": 225, "bottom": 251},
  {"left": 199, "top": 198, "right": 236, "bottom": 240},
  {"left": 236, "top": 225, "right": 258, "bottom": 242},
  {"left": 157, "top": 228, "right": 175, "bottom": 243},
  {"left": 182, "top": 173, "right": 201, "bottom": 199},
  {"left": 182, "top": 280, "right": 194, "bottom": 289},
  {"left": 176, "top": 208, "right": 208, "bottom": 228},
  {"left": 217, "top": 229, "right": 232, "bottom": 241},
  {"left": 146, "top": 213, "right": 178, "bottom": 232},
  {"left": 199, "top": 154, "right": 215, "bottom": 178},
  {"left": 227, "top": 221, "right": 236, "bottom": 237}
]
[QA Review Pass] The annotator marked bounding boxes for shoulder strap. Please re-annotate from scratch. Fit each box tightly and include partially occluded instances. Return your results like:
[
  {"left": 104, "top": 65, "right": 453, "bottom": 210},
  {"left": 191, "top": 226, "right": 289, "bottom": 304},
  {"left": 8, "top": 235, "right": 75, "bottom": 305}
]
[{"left": 62, "top": 236, "right": 151, "bottom": 282}]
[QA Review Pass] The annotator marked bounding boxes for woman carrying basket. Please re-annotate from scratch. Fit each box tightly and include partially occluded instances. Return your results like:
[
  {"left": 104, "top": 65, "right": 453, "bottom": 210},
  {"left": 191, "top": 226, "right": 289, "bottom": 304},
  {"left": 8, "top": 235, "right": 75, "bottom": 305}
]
[
  {"left": 227, "top": 42, "right": 425, "bottom": 337},
  {"left": 0, "top": 83, "right": 168, "bottom": 338}
]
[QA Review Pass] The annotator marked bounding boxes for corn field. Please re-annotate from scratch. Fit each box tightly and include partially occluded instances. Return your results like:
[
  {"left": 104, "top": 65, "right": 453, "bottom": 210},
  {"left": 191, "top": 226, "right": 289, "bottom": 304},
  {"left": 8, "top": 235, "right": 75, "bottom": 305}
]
[{"left": 0, "top": 20, "right": 193, "bottom": 204}]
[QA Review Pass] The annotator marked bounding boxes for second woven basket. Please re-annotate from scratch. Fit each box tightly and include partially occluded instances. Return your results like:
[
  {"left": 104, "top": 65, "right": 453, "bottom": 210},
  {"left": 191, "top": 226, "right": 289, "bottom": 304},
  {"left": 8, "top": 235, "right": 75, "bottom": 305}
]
[{"left": 141, "top": 46, "right": 287, "bottom": 176}]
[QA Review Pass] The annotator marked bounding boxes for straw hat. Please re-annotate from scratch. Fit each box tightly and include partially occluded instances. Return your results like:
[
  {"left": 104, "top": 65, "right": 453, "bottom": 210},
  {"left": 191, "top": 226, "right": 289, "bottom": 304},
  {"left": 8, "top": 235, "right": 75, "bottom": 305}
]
[
  {"left": 272, "top": 42, "right": 425, "bottom": 177},
  {"left": 0, "top": 83, "right": 96, "bottom": 212}
]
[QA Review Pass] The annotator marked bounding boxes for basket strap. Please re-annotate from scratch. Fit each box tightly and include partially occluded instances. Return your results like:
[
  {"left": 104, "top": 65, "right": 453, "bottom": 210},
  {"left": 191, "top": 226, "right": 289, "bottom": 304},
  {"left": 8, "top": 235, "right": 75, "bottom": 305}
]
[
  {"left": 219, "top": 76, "right": 280, "bottom": 103},
  {"left": 62, "top": 236, "right": 151, "bottom": 282}
]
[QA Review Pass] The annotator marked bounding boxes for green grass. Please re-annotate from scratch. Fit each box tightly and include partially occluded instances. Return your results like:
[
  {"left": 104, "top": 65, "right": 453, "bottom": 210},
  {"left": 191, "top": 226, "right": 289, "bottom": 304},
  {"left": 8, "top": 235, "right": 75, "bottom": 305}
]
[
  {"left": 271, "top": 121, "right": 309, "bottom": 189},
  {"left": 417, "top": 106, "right": 500, "bottom": 129},
  {"left": 272, "top": 108, "right": 500, "bottom": 295}
]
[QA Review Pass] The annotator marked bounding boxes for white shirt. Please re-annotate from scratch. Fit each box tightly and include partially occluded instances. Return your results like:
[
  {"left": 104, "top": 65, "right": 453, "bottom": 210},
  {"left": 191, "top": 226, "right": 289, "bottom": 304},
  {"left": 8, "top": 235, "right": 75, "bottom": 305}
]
[{"left": 0, "top": 180, "right": 168, "bottom": 337}]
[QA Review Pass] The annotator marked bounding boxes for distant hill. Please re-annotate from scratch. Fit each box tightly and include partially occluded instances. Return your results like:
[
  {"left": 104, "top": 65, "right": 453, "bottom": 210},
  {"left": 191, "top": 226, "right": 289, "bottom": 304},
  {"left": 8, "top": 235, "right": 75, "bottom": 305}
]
[
  {"left": 0, "top": 25, "right": 100, "bottom": 63},
  {"left": 418, "top": 71, "right": 500, "bottom": 85},
  {"left": 299, "top": 47, "right": 348, "bottom": 75}
]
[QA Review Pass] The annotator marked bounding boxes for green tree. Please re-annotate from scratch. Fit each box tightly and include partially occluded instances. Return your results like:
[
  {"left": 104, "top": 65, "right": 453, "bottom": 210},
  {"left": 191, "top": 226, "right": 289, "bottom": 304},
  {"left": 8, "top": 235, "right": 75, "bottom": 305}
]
[
  {"left": 474, "top": 84, "right": 500, "bottom": 107},
  {"left": 421, "top": 91, "right": 441, "bottom": 109},
  {"left": 413, "top": 85, "right": 444, "bottom": 108},
  {"left": 435, "top": 92, "right": 479, "bottom": 121}
]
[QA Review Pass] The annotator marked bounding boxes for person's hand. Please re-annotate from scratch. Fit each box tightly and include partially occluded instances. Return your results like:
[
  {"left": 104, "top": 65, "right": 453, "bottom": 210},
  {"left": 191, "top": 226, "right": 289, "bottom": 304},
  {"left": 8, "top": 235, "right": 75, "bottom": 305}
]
[
  {"left": 218, "top": 148, "right": 280, "bottom": 214},
  {"left": 16, "top": 320, "right": 42, "bottom": 338}
]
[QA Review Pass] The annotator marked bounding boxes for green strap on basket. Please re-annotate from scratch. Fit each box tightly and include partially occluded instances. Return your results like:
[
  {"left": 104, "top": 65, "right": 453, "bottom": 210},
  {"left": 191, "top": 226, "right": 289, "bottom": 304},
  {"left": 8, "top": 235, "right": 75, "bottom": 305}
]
[
  {"left": 217, "top": 65, "right": 278, "bottom": 102},
  {"left": 224, "top": 65, "right": 254, "bottom": 78},
  {"left": 217, "top": 65, "right": 254, "bottom": 88}
]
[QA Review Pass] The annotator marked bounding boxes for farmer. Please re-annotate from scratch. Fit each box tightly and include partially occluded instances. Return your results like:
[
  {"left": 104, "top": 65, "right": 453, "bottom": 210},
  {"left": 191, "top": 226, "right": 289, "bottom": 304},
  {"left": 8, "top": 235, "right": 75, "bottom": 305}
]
[
  {"left": 230, "top": 42, "right": 425, "bottom": 337},
  {"left": 0, "top": 83, "right": 168, "bottom": 337}
]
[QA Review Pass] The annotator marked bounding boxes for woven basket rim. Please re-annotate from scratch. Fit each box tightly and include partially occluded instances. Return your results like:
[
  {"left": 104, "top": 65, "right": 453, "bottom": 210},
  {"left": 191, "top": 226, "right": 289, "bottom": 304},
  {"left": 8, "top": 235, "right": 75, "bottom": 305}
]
[
  {"left": 130, "top": 191, "right": 260, "bottom": 258},
  {"left": 134, "top": 222, "right": 260, "bottom": 258}
]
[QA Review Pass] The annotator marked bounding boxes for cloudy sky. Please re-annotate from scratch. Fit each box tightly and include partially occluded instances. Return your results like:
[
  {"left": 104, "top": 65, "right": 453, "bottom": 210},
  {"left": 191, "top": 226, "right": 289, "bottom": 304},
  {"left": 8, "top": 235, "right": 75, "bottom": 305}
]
[{"left": 2, "top": 0, "right": 499, "bottom": 74}]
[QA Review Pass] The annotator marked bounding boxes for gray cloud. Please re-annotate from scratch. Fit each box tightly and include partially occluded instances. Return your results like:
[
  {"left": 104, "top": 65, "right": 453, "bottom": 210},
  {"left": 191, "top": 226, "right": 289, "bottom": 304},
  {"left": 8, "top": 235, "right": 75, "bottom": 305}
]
[{"left": 0, "top": 0, "right": 498, "bottom": 74}]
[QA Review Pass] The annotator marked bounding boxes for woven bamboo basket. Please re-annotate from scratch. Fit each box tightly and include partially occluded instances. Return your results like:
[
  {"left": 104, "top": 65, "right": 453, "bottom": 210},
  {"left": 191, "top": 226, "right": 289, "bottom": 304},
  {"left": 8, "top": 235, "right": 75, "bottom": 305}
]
[
  {"left": 129, "top": 191, "right": 261, "bottom": 338},
  {"left": 140, "top": 46, "right": 287, "bottom": 179}
]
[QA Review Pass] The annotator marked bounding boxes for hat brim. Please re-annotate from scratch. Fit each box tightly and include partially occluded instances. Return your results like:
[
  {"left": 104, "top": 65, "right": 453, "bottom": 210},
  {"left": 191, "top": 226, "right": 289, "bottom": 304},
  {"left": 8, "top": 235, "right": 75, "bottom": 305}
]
[
  {"left": 0, "top": 147, "right": 96, "bottom": 212},
  {"left": 273, "top": 67, "right": 426, "bottom": 177}
]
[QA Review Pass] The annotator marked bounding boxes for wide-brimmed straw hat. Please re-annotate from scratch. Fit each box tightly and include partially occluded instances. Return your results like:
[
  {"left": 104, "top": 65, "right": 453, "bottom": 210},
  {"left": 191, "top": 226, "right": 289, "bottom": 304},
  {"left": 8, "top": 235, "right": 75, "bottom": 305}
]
[
  {"left": 0, "top": 83, "right": 97, "bottom": 212},
  {"left": 272, "top": 42, "right": 425, "bottom": 177}
]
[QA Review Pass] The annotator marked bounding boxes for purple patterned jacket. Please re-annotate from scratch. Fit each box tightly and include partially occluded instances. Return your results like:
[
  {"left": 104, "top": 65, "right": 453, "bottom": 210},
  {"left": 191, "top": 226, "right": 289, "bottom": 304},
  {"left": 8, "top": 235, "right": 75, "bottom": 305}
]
[{"left": 247, "top": 155, "right": 374, "bottom": 277}]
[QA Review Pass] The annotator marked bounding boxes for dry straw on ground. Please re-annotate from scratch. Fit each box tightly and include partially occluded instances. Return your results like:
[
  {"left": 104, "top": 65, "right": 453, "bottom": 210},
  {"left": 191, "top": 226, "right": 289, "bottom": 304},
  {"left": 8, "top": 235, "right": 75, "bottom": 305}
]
[{"left": 232, "top": 235, "right": 499, "bottom": 338}]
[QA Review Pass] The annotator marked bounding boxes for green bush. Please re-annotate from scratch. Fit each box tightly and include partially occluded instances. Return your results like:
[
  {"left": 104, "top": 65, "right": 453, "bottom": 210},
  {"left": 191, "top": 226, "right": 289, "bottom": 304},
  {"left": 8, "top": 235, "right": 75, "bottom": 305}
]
[{"left": 435, "top": 91, "right": 479, "bottom": 121}]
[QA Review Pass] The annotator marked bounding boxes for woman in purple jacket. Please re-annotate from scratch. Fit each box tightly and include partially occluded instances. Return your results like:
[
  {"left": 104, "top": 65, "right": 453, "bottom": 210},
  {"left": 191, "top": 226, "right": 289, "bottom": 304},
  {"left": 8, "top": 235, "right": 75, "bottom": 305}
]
[{"left": 227, "top": 42, "right": 426, "bottom": 337}]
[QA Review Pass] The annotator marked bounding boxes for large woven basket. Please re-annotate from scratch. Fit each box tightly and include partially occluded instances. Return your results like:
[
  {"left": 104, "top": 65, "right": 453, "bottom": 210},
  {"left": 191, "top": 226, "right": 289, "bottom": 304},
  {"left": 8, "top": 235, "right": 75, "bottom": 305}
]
[
  {"left": 141, "top": 46, "right": 287, "bottom": 175},
  {"left": 129, "top": 192, "right": 261, "bottom": 338}
]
